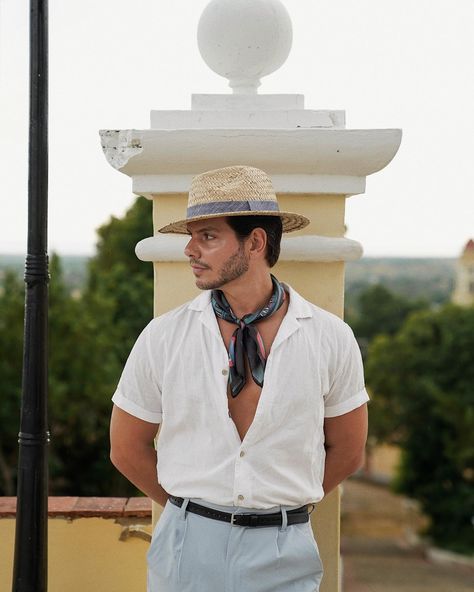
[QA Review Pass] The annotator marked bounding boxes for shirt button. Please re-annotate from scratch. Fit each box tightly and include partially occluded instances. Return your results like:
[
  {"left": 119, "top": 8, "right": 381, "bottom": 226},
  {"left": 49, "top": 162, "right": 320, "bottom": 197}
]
[
  {"left": 240, "top": 450, "right": 245, "bottom": 457},
  {"left": 237, "top": 494, "right": 244, "bottom": 501},
  {"left": 222, "top": 369, "right": 228, "bottom": 376}
]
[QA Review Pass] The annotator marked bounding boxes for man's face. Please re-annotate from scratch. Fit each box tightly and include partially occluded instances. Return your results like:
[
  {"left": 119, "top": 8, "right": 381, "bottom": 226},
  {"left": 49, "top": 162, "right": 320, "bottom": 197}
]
[{"left": 184, "top": 217, "right": 249, "bottom": 290}]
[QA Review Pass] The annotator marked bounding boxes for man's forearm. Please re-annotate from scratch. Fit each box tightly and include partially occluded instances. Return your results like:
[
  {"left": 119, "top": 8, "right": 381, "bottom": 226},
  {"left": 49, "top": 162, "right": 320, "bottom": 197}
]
[
  {"left": 322, "top": 444, "right": 364, "bottom": 496},
  {"left": 111, "top": 444, "right": 169, "bottom": 507}
]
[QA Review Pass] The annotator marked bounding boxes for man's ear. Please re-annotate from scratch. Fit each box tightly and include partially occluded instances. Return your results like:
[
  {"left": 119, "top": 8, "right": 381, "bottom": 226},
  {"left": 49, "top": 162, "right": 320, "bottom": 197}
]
[{"left": 248, "top": 228, "right": 267, "bottom": 259}]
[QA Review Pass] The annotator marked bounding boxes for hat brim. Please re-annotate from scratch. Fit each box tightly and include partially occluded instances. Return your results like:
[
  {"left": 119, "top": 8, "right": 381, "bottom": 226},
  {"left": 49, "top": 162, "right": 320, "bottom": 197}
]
[{"left": 158, "top": 211, "right": 310, "bottom": 234}]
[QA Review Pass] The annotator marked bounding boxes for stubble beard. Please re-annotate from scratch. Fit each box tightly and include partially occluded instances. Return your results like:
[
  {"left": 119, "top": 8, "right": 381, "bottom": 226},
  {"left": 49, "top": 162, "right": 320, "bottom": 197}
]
[{"left": 195, "top": 243, "right": 249, "bottom": 291}]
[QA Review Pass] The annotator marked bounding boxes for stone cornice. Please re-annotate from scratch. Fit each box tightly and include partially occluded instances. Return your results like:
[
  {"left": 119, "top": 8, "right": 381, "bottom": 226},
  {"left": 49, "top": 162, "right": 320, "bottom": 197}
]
[
  {"left": 99, "top": 128, "right": 401, "bottom": 196},
  {"left": 132, "top": 173, "right": 365, "bottom": 196},
  {"left": 100, "top": 130, "right": 143, "bottom": 170},
  {"left": 135, "top": 234, "right": 363, "bottom": 263}
]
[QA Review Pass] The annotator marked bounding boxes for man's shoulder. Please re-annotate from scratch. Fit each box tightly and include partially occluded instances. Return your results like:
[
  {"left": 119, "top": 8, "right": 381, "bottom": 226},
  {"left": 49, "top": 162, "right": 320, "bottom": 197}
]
[
  {"left": 310, "top": 302, "right": 347, "bottom": 329},
  {"left": 287, "top": 285, "right": 353, "bottom": 339},
  {"left": 147, "top": 291, "right": 209, "bottom": 333}
]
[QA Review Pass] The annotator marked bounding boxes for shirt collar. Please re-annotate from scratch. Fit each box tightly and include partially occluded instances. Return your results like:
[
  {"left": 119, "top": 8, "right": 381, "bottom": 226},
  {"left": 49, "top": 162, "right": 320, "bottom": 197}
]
[
  {"left": 188, "top": 290, "right": 212, "bottom": 312},
  {"left": 187, "top": 283, "right": 313, "bottom": 344},
  {"left": 188, "top": 291, "right": 219, "bottom": 339},
  {"left": 282, "top": 283, "right": 313, "bottom": 320},
  {"left": 187, "top": 283, "right": 313, "bottom": 319}
]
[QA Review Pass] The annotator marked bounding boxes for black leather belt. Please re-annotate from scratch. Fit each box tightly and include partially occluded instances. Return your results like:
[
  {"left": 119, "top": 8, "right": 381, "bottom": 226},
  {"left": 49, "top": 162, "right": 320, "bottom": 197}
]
[{"left": 168, "top": 496, "right": 311, "bottom": 528}]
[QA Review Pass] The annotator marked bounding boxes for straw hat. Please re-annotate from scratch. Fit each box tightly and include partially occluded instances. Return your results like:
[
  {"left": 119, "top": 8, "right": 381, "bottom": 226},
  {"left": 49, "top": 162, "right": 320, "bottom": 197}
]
[{"left": 158, "top": 165, "right": 310, "bottom": 234}]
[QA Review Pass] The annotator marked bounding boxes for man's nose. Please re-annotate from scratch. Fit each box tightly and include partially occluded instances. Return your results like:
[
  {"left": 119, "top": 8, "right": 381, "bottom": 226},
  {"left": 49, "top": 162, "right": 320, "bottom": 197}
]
[{"left": 184, "top": 237, "right": 199, "bottom": 259}]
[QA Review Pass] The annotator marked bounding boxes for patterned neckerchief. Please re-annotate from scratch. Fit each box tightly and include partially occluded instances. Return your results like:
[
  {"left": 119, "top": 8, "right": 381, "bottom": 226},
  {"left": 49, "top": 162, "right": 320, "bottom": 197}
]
[{"left": 211, "top": 275, "right": 286, "bottom": 398}]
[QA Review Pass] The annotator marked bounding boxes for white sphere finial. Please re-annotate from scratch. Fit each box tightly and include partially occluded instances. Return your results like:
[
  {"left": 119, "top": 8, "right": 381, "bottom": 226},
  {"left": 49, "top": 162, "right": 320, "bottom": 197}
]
[{"left": 197, "top": 0, "right": 293, "bottom": 94}]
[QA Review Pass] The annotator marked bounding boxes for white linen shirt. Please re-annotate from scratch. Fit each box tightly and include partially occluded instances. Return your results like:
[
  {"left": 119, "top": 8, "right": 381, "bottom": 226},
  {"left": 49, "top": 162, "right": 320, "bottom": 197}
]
[{"left": 112, "top": 284, "right": 369, "bottom": 509}]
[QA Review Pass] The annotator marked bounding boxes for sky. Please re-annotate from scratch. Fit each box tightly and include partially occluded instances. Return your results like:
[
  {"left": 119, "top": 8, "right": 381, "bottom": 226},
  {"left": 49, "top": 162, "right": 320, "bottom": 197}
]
[{"left": 1, "top": 0, "right": 473, "bottom": 258}]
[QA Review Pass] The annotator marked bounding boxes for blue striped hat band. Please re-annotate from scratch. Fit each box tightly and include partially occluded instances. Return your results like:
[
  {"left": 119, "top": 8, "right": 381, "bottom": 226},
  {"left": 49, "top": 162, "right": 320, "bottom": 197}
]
[{"left": 187, "top": 200, "right": 279, "bottom": 218}]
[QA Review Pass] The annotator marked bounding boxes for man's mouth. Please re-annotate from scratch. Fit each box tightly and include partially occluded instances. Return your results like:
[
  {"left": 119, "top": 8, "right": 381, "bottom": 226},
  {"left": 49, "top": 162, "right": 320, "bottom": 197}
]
[{"left": 190, "top": 261, "right": 209, "bottom": 271}]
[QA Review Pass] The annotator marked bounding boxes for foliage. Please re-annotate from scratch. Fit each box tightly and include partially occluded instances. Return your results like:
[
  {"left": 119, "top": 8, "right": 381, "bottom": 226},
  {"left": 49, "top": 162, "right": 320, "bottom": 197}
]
[
  {"left": 346, "top": 284, "right": 429, "bottom": 444},
  {"left": 85, "top": 196, "right": 154, "bottom": 364},
  {"left": 48, "top": 253, "right": 124, "bottom": 495},
  {"left": 0, "top": 196, "right": 154, "bottom": 496},
  {"left": 87, "top": 195, "right": 153, "bottom": 288},
  {"left": 48, "top": 195, "right": 154, "bottom": 494},
  {"left": 366, "top": 305, "right": 474, "bottom": 554},
  {"left": 0, "top": 270, "right": 25, "bottom": 495},
  {"left": 347, "top": 284, "right": 428, "bottom": 344}
]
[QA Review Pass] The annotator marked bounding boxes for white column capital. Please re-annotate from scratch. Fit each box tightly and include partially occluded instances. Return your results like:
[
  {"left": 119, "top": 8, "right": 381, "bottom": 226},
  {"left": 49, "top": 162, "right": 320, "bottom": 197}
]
[{"left": 99, "top": 128, "right": 401, "bottom": 197}]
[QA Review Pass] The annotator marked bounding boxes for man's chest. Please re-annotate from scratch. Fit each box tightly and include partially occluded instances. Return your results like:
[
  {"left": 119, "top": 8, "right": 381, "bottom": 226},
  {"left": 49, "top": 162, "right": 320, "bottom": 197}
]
[
  {"left": 216, "top": 312, "right": 286, "bottom": 441},
  {"left": 158, "top": 314, "right": 328, "bottom": 442}
]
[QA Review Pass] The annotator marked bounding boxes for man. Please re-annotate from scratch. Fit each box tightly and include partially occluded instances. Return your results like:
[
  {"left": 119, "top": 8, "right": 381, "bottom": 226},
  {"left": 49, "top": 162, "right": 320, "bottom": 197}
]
[{"left": 110, "top": 165, "right": 369, "bottom": 592}]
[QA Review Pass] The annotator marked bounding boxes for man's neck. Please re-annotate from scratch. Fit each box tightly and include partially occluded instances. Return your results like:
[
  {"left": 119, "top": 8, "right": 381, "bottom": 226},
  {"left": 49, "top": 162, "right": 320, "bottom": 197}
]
[{"left": 218, "top": 273, "right": 275, "bottom": 319}]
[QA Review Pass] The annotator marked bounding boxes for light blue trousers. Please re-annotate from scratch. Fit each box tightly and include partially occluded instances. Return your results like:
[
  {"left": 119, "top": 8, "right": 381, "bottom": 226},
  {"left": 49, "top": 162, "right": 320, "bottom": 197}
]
[{"left": 147, "top": 497, "right": 323, "bottom": 592}]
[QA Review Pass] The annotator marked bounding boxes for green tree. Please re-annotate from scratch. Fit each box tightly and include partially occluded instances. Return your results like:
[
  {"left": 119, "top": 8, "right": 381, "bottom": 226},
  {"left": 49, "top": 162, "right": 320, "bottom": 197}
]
[
  {"left": 0, "top": 256, "right": 122, "bottom": 495},
  {"left": 0, "top": 197, "right": 154, "bottom": 496},
  {"left": 87, "top": 195, "right": 152, "bottom": 287},
  {"left": 85, "top": 196, "right": 154, "bottom": 363},
  {"left": 48, "top": 253, "right": 127, "bottom": 494},
  {"left": 59, "top": 195, "right": 154, "bottom": 493},
  {"left": 349, "top": 284, "right": 428, "bottom": 345},
  {"left": 0, "top": 270, "right": 24, "bottom": 494},
  {"left": 346, "top": 284, "right": 429, "bottom": 445},
  {"left": 366, "top": 305, "right": 474, "bottom": 554}
]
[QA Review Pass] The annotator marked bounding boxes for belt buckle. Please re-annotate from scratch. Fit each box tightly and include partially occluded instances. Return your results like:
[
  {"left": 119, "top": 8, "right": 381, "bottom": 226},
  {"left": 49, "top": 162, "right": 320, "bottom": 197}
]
[{"left": 231, "top": 513, "right": 259, "bottom": 527}]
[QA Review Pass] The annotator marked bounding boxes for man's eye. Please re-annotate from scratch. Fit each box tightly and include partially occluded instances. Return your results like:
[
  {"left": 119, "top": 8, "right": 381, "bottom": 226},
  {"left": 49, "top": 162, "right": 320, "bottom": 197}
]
[{"left": 203, "top": 233, "right": 214, "bottom": 240}]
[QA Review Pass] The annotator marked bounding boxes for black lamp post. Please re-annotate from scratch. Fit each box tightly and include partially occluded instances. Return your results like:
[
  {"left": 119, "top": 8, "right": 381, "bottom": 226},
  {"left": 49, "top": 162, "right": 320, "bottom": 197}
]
[{"left": 12, "top": 1, "right": 50, "bottom": 591}]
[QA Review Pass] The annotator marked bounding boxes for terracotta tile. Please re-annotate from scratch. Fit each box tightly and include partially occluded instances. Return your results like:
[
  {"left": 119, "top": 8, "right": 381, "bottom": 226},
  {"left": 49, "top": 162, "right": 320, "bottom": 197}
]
[
  {"left": 0, "top": 497, "right": 17, "bottom": 517},
  {"left": 124, "top": 497, "right": 152, "bottom": 518},
  {"left": 72, "top": 497, "right": 127, "bottom": 517},
  {"left": 0, "top": 497, "right": 146, "bottom": 519},
  {"left": 48, "top": 497, "right": 79, "bottom": 516}
]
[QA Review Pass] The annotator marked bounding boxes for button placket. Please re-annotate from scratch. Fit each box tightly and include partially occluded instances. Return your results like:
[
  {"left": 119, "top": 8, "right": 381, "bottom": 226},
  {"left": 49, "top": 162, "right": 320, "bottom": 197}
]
[{"left": 233, "top": 445, "right": 250, "bottom": 505}]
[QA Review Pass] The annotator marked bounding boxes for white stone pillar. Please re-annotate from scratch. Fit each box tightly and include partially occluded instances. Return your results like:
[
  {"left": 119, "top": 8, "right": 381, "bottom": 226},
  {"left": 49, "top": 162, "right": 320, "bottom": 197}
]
[{"left": 100, "top": 1, "right": 401, "bottom": 590}]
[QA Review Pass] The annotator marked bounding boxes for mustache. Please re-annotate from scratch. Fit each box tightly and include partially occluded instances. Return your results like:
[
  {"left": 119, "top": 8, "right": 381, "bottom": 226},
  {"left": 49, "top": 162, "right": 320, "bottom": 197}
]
[{"left": 189, "top": 259, "right": 210, "bottom": 269}]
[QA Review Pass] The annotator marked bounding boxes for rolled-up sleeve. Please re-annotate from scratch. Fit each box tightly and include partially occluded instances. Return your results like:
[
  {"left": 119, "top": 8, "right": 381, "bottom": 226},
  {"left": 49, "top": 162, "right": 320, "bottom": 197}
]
[
  {"left": 324, "top": 324, "right": 369, "bottom": 418},
  {"left": 112, "top": 323, "right": 162, "bottom": 424}
]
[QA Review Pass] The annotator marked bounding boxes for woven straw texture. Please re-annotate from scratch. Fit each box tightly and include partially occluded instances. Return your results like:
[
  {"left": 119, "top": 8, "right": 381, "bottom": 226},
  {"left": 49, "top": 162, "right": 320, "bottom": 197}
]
[
  {"left": 189, "top": 166, "right": 275, "bottom": 205},
  {"left": 158, "top": 165, "right": 310, "bottom": 234}
]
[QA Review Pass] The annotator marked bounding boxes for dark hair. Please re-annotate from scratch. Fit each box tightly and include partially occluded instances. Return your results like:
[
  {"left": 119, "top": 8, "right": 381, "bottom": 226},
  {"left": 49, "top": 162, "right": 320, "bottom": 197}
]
[{"left": 226, "top": 215, "right": 283, "bottom": 267}]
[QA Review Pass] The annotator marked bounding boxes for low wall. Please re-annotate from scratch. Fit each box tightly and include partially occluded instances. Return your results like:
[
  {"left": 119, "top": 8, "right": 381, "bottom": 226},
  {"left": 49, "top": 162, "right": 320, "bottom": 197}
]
[
  {"left": 1, "top": 494, "right": 336, "bottom": 591},
  {"left": 0, "top": 497, "right": 152, "bottom": 592}
]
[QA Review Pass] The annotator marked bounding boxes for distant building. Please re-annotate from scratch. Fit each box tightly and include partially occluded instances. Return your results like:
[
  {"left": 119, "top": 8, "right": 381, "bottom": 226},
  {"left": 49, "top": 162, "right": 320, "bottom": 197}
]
[{"left": 452, "top": 239, "right": 474, "bottom": 306}]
